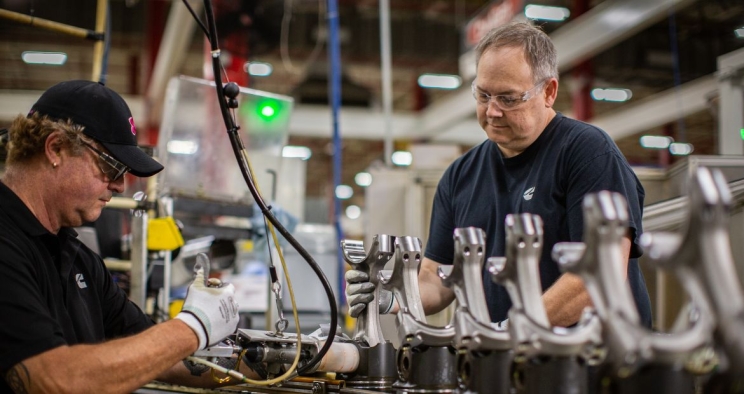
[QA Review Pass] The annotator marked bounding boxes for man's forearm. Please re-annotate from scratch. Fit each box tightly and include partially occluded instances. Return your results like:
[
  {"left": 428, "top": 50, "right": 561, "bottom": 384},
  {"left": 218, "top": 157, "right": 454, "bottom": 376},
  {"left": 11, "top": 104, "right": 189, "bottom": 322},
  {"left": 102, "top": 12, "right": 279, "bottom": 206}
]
[
  {"left": 542, "top": 272, "right": 593, "bottom": 327},
  {"left": 542, "top": 235, "right": 633, "bottom": 327},
  {"left": 14, "top": 319, "right": 198, "bottom": 394},
  {"left": 417, "top": 258, "right": 456, "bottom": 316}
]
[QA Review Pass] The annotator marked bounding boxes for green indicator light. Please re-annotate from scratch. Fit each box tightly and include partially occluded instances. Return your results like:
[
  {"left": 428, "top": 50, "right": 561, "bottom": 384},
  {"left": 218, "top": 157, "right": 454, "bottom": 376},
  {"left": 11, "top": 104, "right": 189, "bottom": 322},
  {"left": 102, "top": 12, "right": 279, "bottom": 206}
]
[
  {"left": 741, "top": 128, "right": 744, "bottom": 140},
  {"left": 261, "top": 105, "right": 275, "bottom": 117},
  {"left": 257, "top": 100, "right": 280, "bottom": 123}
]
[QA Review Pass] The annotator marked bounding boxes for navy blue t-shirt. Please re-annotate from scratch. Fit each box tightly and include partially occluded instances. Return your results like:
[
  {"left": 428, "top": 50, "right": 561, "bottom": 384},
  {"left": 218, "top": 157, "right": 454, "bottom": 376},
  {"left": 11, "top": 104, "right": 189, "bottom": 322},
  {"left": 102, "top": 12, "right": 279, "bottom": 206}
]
[{"left": 425, "top": 113, "right": 652, "bottom": 327}]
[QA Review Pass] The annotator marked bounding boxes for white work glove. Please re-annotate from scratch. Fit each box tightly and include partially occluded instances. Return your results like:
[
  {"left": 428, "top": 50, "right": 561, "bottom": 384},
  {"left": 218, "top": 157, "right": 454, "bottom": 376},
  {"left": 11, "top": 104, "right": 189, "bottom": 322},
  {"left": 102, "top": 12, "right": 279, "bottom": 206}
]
[
  {"left": 345, "top": 270, "right": 395, "bottom": 318},
  {"left": 176, "top": 268, "right": 239, "bottom": 349},
  {"left": 491, "top": 318, "right": 509, "bottom": 331}
]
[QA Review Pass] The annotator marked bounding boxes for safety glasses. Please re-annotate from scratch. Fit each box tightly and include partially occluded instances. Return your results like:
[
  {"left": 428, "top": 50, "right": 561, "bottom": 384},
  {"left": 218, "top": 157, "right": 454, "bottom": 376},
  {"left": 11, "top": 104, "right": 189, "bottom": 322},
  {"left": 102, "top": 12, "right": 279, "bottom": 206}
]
[
  {"left": 81, "top": 141, "right": 130, "bottom": 182},
  {"left": 471, "top": 79, "right": 548, "bottom": 111}
]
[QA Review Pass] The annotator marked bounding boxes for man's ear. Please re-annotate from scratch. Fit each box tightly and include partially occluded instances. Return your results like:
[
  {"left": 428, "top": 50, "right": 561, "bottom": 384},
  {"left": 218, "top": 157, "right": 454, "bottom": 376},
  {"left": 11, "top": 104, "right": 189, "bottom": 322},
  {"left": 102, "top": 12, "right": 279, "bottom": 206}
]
[
  {"left": 543, "top": 78, "right": 559, "bottom": 108},
  {"left": 44, "top": 130, "right": 65, "bottom": 166}
]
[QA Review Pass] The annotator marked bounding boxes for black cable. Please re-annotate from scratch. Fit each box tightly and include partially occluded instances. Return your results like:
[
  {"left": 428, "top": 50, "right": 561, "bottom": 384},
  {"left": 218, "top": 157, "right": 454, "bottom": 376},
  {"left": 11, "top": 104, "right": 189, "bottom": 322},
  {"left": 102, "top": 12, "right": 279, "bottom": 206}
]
[
  {"left": 182, "top": 0, "right": 209, "bottom": 38},
  {"left": 196, "top": 0, "right": 338, "bottom": 375}
]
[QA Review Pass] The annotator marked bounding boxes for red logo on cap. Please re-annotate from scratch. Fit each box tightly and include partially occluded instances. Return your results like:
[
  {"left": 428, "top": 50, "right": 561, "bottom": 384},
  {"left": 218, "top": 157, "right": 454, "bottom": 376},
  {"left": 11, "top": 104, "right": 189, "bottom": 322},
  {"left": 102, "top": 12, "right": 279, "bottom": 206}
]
[{"left": 129, "top": 117, "right": 137, "bottom": 135}]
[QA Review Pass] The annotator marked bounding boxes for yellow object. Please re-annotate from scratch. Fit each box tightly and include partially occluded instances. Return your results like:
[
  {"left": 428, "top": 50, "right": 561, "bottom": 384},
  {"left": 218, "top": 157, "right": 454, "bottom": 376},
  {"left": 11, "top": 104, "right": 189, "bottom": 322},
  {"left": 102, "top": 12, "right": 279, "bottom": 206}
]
[
  {"left": 239, "top": 239, "right": 254, "bottom": 252},
  {"left": 169, "top": 299, "right": 184, "bottom": 319},
  {"left": 147, "top": 217, "right": 184, "bottom": 251}
]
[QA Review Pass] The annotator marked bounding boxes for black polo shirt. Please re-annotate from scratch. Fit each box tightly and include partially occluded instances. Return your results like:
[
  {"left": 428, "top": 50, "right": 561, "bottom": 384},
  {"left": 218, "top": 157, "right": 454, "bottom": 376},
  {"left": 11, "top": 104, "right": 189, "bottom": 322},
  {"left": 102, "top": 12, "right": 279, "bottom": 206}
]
[{"left": 0, "top": 181, "right": 153, "bottom": 391}]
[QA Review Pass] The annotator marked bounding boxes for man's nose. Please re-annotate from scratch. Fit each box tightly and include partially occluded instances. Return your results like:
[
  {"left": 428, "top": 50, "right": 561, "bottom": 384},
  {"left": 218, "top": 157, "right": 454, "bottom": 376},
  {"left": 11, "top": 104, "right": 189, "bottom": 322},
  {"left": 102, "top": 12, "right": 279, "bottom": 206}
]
[
  {"left": 486, "top": 100, "right": 504, "bottom": 117},
  {"left": 109, "top": 176, "right": 125, "bottom": 193}
]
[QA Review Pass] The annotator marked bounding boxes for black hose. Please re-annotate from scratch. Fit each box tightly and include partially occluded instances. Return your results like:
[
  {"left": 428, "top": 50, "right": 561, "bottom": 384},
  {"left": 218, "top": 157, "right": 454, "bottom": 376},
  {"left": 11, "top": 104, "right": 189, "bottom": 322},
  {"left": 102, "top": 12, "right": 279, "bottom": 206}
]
[{"left": 199, "top": 0, "right": 338, "bottom": 375}]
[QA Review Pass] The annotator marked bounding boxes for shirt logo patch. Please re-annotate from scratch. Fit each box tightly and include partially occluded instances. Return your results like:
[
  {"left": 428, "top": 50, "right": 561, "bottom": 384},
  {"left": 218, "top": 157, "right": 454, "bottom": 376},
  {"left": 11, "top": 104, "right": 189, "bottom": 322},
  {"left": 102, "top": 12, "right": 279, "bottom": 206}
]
[
  {"left": 76, "top": 273, "right": 88, "bottom": 289},
  {"left": 523, "top": 186, "right": 535, "bottom": 201}
]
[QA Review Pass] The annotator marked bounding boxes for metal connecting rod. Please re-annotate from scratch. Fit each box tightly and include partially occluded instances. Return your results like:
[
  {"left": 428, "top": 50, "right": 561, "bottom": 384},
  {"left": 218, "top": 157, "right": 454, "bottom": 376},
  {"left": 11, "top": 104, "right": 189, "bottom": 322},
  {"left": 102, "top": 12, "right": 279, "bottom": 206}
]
[
  {"left": 641, "top": 168, "right": 744, "bottom": 391},
  {"left": 490, "top": 214, "right": 604, "bottom": 394},
  {"left": 674, "top": 168, "right": 744, "bottom": 373},
  {"left": 379, "top": 236, "right": 457, "bottom": 392},
  {"left": 554, "top": 190, "right": 716, "bottom": 392},
  {"left": 340, "top": 235, "right": 398, "bottom": 390},
  {"left": 341, "top": 234, "right": 396, "bottom": 347},
  {"left": 439, "top": 227, "right": 512, "bottom": 393}
]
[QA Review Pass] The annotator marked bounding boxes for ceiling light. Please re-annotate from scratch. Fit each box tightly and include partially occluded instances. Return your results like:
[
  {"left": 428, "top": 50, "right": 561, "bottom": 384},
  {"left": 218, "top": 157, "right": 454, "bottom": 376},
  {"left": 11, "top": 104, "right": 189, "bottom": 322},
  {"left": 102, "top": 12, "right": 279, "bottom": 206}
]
[
  {"left": 166, "top": 140, "right": 199, "bottom": 155},
  {"left": 591, "top": 88, "right": 633, "bottom": 102},
  {"left": 736, "top": 27, "right": 744, "bottom": 38},
  {"left": 417, "top": 74, "right": 462, "bottom": 90},
  {"left": 639, "top": 135, "right": 673, "bottom": 149},
  {"left": 525, "top": 4, "right": 570, "bottom": 21},
  {"left": 669, "top": 142, "right": 694, "bottom": 156},
  {"left": 22, "top": 51, "right": 67, "bottom": 65},
  {"left": 244, "top": 61, "right": 273, "bottom": 77},
  {"left": 345, "top": 205, "right": 361, "bottom": 220},
  {"left": 355, "top": 172, "right": 373, "bottom": 187},
  {"left": 391, "top": 151, "right": 413, "bottom": 166},
  {"left": 282, "top": 145, "right": 312, "bottom": 160},
  {"left": 335, "top": 185, "right": 353, "bottom": 200}
]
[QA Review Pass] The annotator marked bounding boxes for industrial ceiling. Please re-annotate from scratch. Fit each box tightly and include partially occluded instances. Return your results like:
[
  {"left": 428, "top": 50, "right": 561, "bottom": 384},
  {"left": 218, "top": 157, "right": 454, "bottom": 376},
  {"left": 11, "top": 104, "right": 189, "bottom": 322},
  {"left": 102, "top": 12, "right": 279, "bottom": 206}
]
[{"left": 1, "top": 0, "right": 744, "bottom": 205}]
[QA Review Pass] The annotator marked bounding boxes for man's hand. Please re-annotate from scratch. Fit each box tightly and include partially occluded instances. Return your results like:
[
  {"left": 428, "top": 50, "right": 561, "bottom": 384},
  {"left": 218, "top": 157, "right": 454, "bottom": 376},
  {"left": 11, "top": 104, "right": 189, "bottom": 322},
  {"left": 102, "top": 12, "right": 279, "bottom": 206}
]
[
  {"left": 176, "top": 268, "right": 239, "bottom": 349},
  {"left": 345, "top": 270, "right": 394, "bottom": 318}
]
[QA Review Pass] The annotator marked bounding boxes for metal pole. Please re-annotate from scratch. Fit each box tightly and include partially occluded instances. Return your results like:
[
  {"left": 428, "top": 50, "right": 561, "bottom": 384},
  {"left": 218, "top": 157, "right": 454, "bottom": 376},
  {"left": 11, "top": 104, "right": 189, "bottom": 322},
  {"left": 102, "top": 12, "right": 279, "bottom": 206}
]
[
  {"left": 0, "top": 8, "right": 101, "bottom": 39},
  {"left": 379, "top": 0, "right": 393, "bottom": 167},
  {"left": 130, "top": 211, "right": 149, "bottom": 311},
  {"left": 160, "top": 197, "right": 174, "bottom": 321},
  {"left": 92, "top": 0, "right": 107, "bottom": 81},
  {"left": 327, "top": 0, "right": 344, "bottom": 310}
]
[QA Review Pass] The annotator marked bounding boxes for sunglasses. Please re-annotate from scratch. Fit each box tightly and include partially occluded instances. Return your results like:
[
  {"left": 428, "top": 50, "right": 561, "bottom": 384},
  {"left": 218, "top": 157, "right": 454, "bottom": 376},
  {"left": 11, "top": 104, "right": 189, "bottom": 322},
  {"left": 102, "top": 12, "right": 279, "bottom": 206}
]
[{"left": 81, "top": 141, "right": 130, "bottom": 182}]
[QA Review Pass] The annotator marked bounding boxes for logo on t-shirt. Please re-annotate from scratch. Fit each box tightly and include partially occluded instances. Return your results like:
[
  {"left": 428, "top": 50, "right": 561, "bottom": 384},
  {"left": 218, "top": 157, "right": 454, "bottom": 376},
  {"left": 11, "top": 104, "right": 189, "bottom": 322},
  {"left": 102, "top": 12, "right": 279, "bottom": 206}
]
[
  {"left": 523, "top": 186, "right": 535, "bottom": 201},
  {"left": 76, "top": 273, "right": 88, "bottom": 289}
]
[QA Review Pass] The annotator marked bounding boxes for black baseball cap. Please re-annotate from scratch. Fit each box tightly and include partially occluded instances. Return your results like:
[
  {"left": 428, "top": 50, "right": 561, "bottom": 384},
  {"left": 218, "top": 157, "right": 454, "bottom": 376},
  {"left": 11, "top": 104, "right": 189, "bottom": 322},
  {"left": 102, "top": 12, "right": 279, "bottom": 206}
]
[{"left": 29, "top": 80, "right": 164, "bottom": 177}]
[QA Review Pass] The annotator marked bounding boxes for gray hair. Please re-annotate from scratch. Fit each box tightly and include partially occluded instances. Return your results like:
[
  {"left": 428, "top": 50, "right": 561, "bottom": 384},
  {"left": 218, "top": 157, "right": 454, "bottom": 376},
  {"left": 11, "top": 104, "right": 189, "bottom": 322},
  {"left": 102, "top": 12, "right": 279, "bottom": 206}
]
[{"left": 474, "top": 21, "right": 558, "bottom": 83}]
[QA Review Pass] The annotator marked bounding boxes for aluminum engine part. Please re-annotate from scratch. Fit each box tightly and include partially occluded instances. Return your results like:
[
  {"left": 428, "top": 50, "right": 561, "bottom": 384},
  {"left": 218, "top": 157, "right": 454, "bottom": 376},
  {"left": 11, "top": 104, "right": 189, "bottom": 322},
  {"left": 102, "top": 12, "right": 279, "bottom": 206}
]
[
  {"left": 490, "top": 213, "right": 605, "bottom": 364},
  {"left": 341, "top": 234, "right": 395, "bottom": 347},
  {"left": 553, "top": 189, "right": 716, "bottom": 378},
  {"left": 438, "top": 227, "right": 513, "bottom": 394}
]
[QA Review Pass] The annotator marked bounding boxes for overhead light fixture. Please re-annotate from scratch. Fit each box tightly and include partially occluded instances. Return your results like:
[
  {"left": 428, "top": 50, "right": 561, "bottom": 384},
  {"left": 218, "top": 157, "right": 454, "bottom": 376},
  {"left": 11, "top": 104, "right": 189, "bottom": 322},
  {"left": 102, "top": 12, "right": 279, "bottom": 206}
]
[
  {"left": 591, "top": 88, "right": 633, "bottom": 102},
  {"left": 391, "top": 151, "right": 413, "bottom": 166},
  {"left": 335, "top": 184, "right": 354, "bottom": 200},
  {"left": 639, "top": 135, "right": 673, "bottom": 149},
  {"left": 166, "top": 140, "right": 199, "bottom": 155},
  {"left": 22, "top": 51, "right": 67, "bottom": 65},
  {"left": 282, "top": 145, "right": 312, "bottom": 160},
  {"left": 669, "top": 142, "right": 694, "bottom": 156},
  {"left": 244, "top": 61, "right": 273, "bottom": 77},
  {"left": 418, "top": 74, "right": 462, "bottom": 90},
  {"left": 355, "top": 172, "right": 373, "bottom": 187},
  {"left": 524, "top": 4, "right": 570, "bottom": 21},
  {"left": 736, "top": 27, "right": 744, "bottom": 38},
  {"left": 345, "top": 205, "right": 361, "bottom": 220}
]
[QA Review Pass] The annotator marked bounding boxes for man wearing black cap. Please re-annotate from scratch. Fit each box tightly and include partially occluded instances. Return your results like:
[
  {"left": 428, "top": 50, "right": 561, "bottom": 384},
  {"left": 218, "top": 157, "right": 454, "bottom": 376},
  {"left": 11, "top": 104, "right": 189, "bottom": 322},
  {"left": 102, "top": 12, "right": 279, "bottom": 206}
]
[{"left": 0, "top": 80, "right": 254, "bottom": 393}]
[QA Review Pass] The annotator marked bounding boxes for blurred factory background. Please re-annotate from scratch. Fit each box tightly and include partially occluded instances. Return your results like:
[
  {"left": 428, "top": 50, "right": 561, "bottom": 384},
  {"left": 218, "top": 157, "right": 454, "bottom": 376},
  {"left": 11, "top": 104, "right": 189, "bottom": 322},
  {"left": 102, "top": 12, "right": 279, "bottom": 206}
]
[
  {"left": 2, "top": 0, "right": 743, "bottom": 230},
  {"left": 1, "top": 0, "right": 744, "bottom": 330}
]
